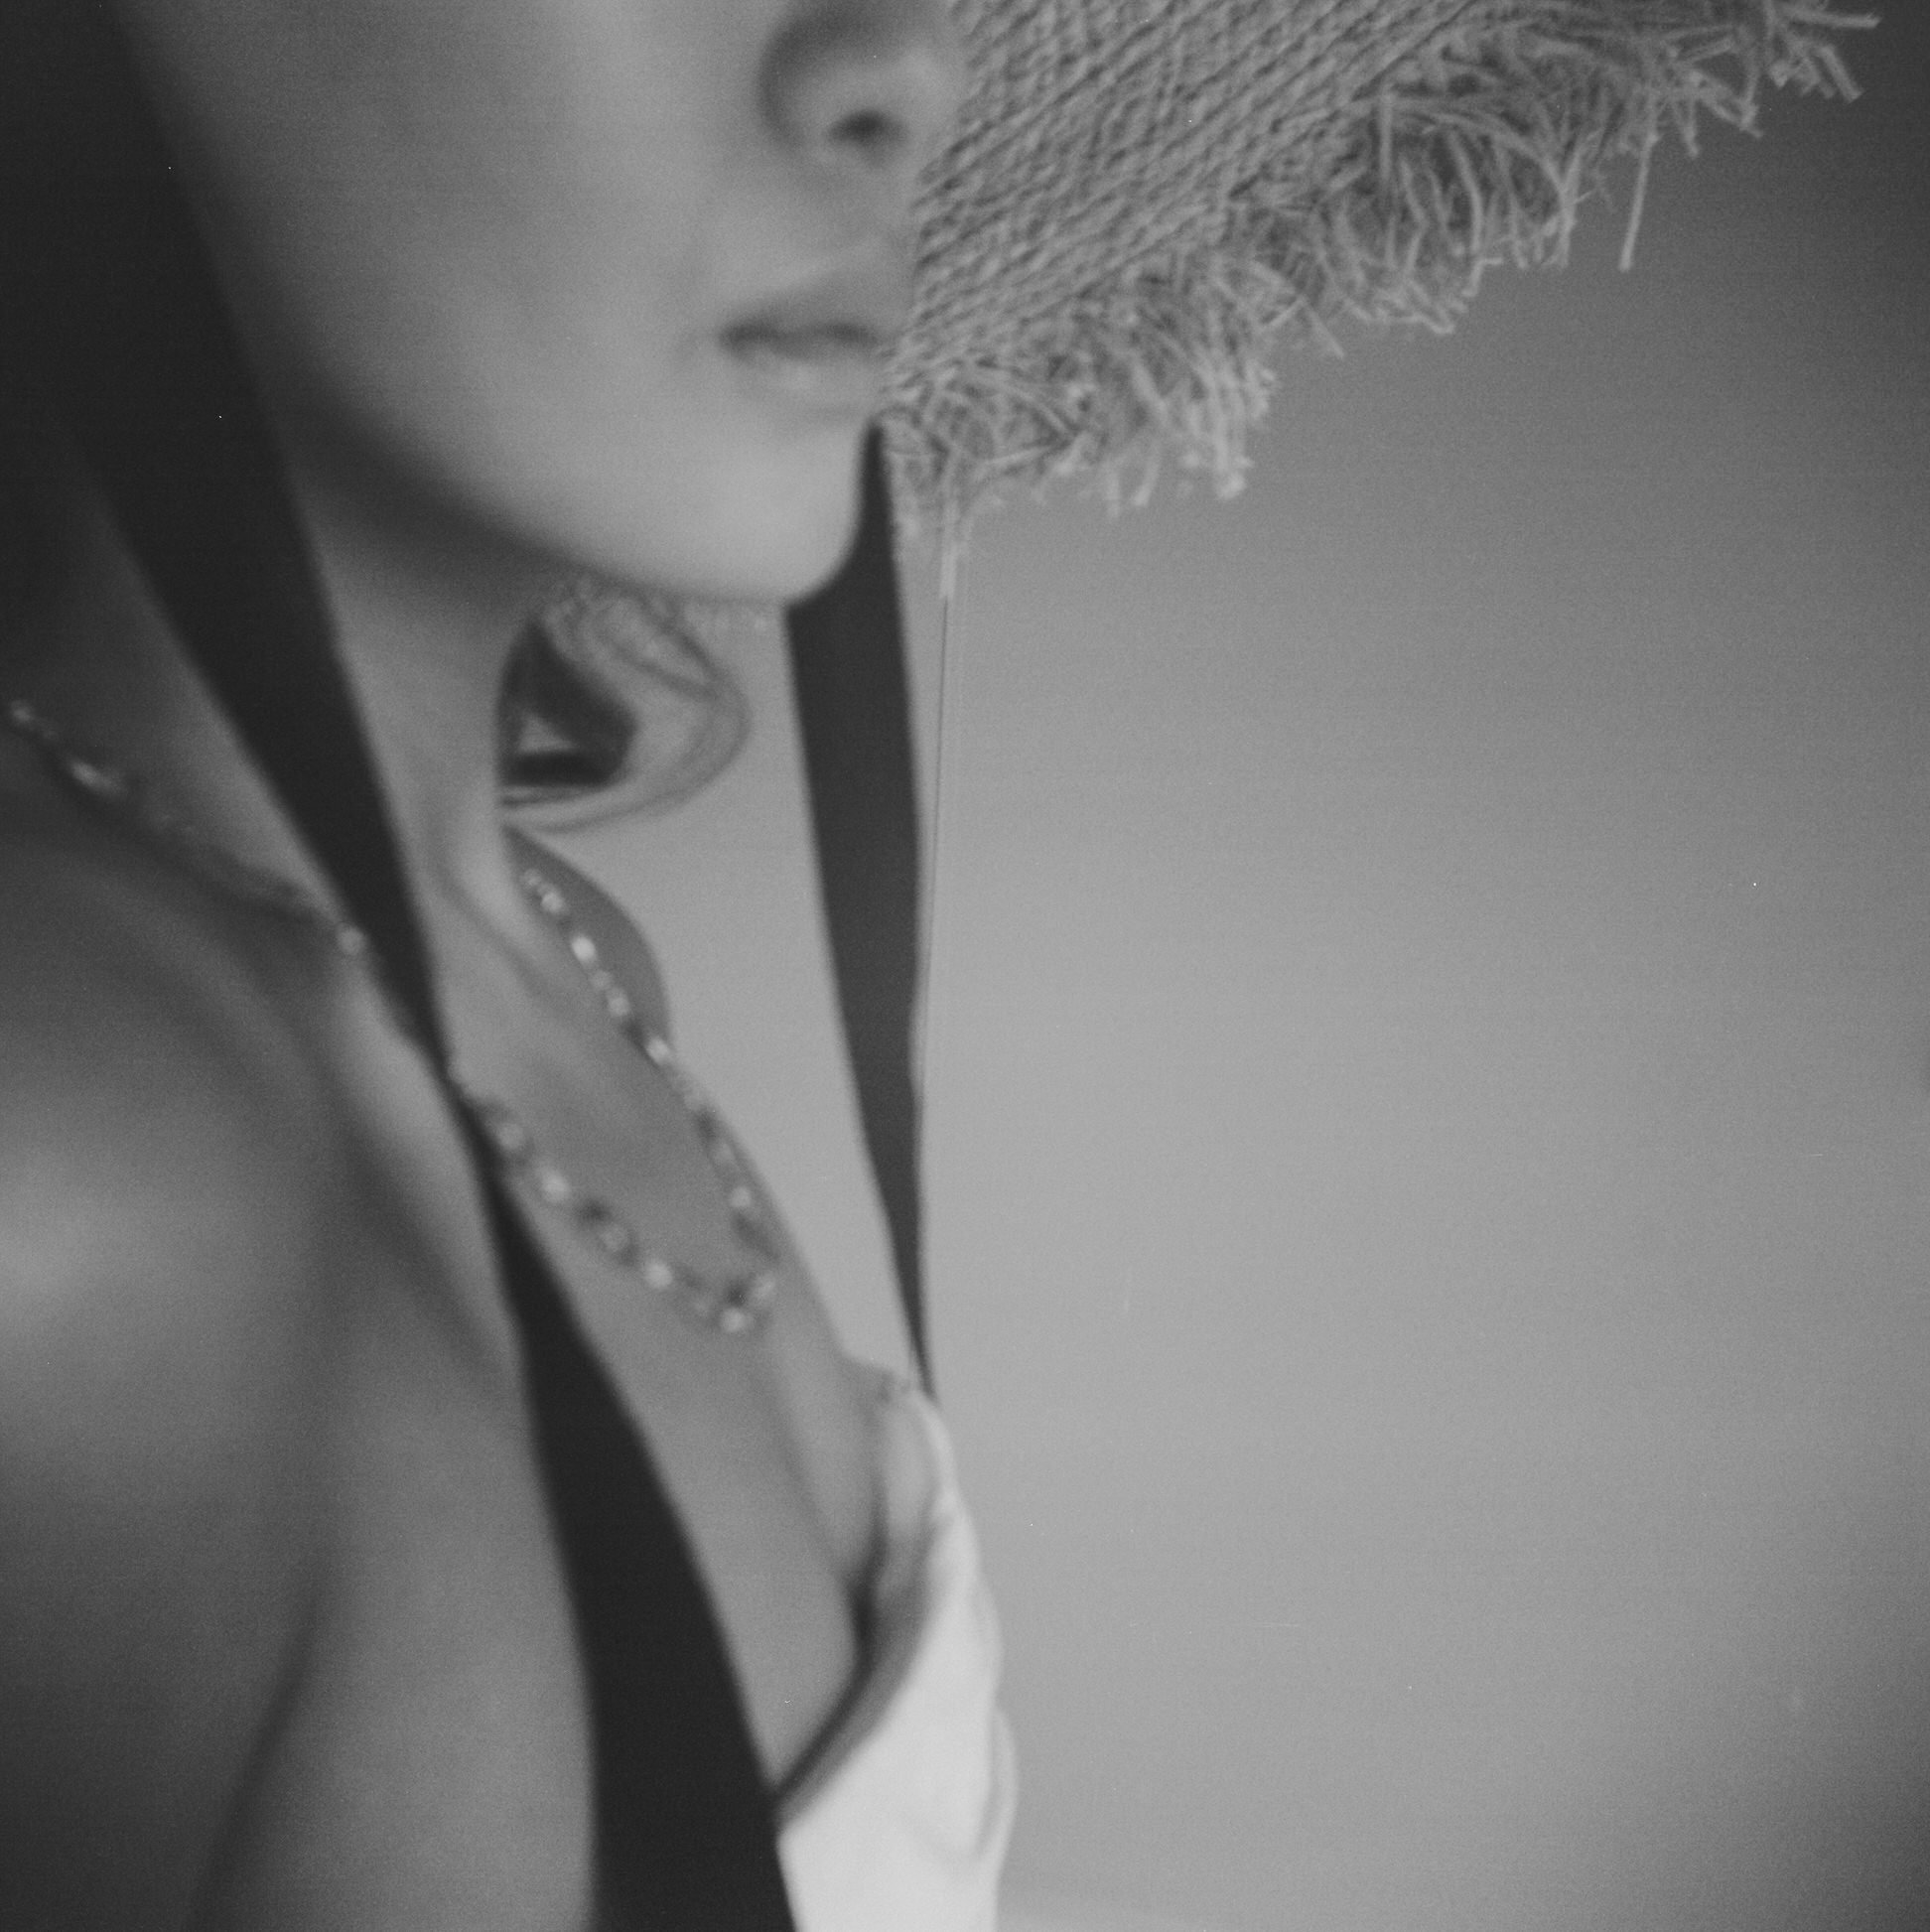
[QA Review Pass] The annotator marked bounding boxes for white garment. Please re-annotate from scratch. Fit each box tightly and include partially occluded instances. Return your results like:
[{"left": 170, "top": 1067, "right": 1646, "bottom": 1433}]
[{"left": 777, "top": 1370, "right": 1018, "bottom": 1932}]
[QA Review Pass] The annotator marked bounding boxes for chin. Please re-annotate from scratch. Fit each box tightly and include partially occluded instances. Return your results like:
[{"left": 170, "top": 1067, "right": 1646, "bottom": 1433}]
[
  {"left": 726, "top": 430, "right": 871, "bottom": 605},
  {"left": 729, "top": 480, "right": 865, "bottom": 606},
  {"left": 581, "top": 429, "right": 868, "bottom": 610}
]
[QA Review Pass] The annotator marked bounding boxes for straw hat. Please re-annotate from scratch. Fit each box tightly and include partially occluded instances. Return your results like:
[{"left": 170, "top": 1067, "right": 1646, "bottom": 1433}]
[
  {"left": 511, "top": 0, "right": 1868, "bottom": 822},
  {"left": 885, "top": 0, "right": 1868, "bottom": 533}
]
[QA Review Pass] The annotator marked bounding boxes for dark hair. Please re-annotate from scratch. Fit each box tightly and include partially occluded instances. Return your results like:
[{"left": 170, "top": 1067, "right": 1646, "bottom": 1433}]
[
  {"left": 0, "top": 283, "right": 634, "bottom": 810},
  {"left": 0, "top": 361, "right": 636, "bottom": 802},
  {"left": 0, "top": 0, "right": 75, "bottom": 634},
  {"left": 0, "top": 2, "right": 643, "bottom": 813},
  {"left": 0, "top": 385, "right": 62, "bottom": 624},
  {"left": 1, "top": 4, "right": 450, "bottom": 1032},
  {"left": 0, "top": 10, "right": 96, "bottom": 630},
  {"left": 0, "top": 13, "right": 809, "bottom": 1921}
]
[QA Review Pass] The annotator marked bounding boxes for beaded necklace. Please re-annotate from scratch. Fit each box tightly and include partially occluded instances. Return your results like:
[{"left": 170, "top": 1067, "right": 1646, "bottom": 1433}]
[{"left": 4, "top": 697, "right": 781, "bottom": 1336}]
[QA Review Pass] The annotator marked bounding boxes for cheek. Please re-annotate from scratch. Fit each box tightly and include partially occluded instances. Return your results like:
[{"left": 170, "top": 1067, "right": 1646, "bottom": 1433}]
[
  {"left": 498, "top": 363, "right": 869, "bottom": 603},
  {"left": 124, "top": 0, "right": 862, "bottom": 599},
  {"left": 193, "top": 20, "right": 706, "bottom": 376}
]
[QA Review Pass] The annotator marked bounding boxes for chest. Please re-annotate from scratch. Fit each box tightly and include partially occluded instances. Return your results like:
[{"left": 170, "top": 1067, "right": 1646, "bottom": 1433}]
[{"left": 198, "top": 962, "right": 883, "bottom": 1923}]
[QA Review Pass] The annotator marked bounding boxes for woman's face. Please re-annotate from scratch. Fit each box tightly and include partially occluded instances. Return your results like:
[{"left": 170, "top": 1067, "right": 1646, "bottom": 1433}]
[{"left": 117, "top": 0, "right": 963, "bottom": 602}]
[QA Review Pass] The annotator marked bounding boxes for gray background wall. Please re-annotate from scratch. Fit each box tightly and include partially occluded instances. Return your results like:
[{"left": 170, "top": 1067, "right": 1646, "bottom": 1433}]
[{"left": 574, "top": 18, "right": 1930, "bottom": 1930}]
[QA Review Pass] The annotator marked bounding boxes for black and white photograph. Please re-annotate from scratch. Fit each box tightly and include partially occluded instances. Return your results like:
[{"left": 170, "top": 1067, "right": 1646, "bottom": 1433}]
[{"left": 2, "top": 5, "right": 1925, "bottom": 1929}]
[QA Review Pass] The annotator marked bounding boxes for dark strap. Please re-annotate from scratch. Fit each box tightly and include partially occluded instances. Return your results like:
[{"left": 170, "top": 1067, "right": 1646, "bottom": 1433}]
[
  {"left": 786, "top": 433, "right": 932, "bottom": 1386},
  {"left": 1, "top": 13, "right": 794, "bottom": 1928},
  {"left": 0, "top": 1, "right": 441, "bottom": 1053}
]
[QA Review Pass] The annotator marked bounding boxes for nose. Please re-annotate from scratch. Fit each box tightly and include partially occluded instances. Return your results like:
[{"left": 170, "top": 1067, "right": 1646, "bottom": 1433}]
[{"left": 764, "top": 1, "right": 966, "bottom": 212}]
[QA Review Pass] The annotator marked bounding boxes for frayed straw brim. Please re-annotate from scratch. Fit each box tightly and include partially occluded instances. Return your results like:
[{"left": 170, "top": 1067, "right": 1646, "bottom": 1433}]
[{"left": 885, "top": 0, "right": 1871, "bottom": 541}]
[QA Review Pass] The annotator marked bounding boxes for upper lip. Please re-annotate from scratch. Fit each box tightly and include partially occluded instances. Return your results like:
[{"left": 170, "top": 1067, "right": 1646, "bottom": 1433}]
[{"left": 719, "top": 248, "right": 914, "bottom": 349}]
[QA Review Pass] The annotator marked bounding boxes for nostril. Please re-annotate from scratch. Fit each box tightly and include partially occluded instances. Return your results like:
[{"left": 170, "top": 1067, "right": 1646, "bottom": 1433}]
[
  {"left": 834, "top": 106, "right": 903, "bottom": 163},
  {"left": 765, "top": 12, "right": 964, "bottom": 182}
]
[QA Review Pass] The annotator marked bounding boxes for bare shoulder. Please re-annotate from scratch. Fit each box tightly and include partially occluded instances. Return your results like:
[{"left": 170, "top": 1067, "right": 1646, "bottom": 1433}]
[
  {"left": 510, "top": 824, "right": 672, "bottom": 1035},
  {"left": 0, "top": 823, "right": 339, "bottom": 1924},
  {"left": 0, "top": 815, "right": 339, "bottom": 1277}
]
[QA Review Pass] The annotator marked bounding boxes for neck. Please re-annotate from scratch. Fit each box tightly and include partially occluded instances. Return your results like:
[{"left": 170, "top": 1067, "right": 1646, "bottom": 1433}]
[
  {"left": 290, "top": 450, "right": 554, "bottom": 948},
  {"left": 6, "top": 429, "right": 558, "bottom": 972}
]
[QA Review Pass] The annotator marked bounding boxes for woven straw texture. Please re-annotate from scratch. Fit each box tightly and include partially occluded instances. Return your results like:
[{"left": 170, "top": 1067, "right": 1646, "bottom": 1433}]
[{"left": 885, "top": 0, "right": 1867, "bottom": 532}]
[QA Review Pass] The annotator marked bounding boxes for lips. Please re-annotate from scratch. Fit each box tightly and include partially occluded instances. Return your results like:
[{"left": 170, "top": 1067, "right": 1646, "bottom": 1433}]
[{"left": 718, "top": 252, "right": 911, "bottom": 413}]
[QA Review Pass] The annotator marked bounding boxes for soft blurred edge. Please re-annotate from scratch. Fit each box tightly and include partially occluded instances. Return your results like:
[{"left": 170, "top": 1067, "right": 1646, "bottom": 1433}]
[{"left": 1003, "top": 1893, "right": 1242, "bottom": 1932}]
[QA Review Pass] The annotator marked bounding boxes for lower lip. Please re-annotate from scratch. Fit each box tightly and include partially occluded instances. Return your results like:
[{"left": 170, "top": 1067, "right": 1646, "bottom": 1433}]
[{"left": 721, "top": 325, "right": 889, "bottom": 414}]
